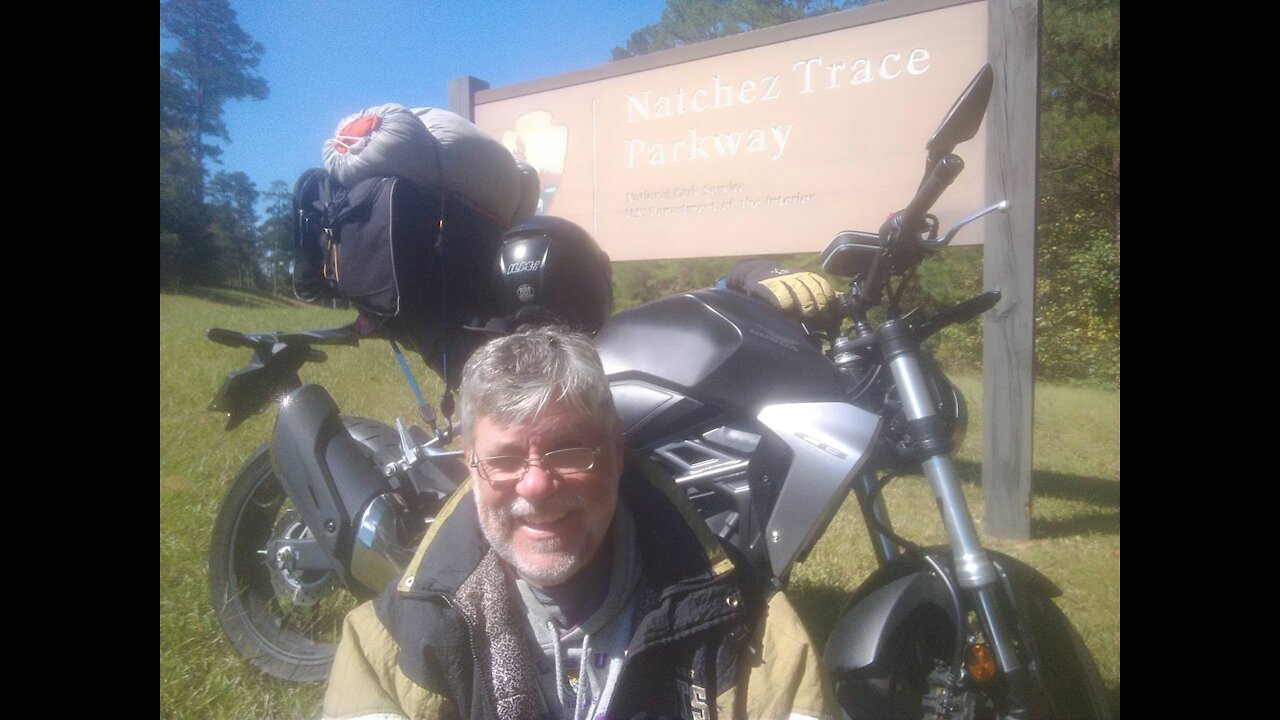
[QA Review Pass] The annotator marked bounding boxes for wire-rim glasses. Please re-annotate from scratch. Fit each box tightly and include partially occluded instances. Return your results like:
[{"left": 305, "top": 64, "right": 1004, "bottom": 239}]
[{"left": 470, "top": 446, "right": 602, "bottom": 489}]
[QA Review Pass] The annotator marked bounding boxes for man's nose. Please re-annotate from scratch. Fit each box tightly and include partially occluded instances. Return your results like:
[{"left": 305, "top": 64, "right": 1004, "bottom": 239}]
[{"left": 515, "top": 461, "right": 557, "bottom": 499}]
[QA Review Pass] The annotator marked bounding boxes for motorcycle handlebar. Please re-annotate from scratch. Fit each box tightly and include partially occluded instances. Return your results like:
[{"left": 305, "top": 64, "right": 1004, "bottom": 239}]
[
  {"left": 207, "top": 324, "right": 365, "bottom": 352},
  {"left": 897, "top": 153, "right": 964, "bottom": 237},
  {"left": 911, "top": 290, "right": 1001, "bottom": 340},
  {"left": 854, "top": 153, "right": 966, "bottom": 311}
]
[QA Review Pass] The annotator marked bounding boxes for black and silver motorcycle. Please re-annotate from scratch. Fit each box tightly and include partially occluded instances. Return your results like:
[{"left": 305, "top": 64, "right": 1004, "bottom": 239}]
[{"left": 207, "top": 65, "right": 1109, "bottom": 719}]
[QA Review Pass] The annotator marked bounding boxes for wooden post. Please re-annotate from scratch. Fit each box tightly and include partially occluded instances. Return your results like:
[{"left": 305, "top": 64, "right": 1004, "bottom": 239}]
[
  {"left": 982, "top": 0, "right": 1040, "bottom": 539},
  {"left": 447, "top": 76, "right": 490, "bottom": 121}
]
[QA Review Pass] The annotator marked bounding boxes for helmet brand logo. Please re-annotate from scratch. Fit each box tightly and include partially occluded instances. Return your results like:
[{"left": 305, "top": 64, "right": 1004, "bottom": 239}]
[
  {"left": 517, "top": 284, "right": 535, "bottom": 301},
  {"left": 506, "top": 260, "right": 542, "bottom": 274}
]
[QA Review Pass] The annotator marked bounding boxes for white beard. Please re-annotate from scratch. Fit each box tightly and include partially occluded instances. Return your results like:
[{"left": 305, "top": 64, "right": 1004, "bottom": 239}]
[{"left": 475, "top": 488, "right": 615, "bottom": 587}]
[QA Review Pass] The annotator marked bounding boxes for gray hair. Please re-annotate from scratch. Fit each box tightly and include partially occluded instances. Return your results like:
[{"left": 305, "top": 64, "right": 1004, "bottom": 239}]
[{"left": 458, "top": 327, "right": 617, "bottom": 442}]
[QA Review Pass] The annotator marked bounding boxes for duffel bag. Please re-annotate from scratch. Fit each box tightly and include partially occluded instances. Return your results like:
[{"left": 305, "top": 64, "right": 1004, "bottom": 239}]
[
  {"left": 292, "top": 167, "right": 508, "bottom": 333},
  {"left": 292, "top": 168, "right": 440, "bottom": 320},
  {"left": 291, "top": 167, "right": 337, "bottom": 303}
]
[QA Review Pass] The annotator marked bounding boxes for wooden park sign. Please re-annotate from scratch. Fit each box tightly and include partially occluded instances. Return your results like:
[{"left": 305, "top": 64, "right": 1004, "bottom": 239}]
[{"left": 452, "top": 0, "right": 1039, "bottom": 538}]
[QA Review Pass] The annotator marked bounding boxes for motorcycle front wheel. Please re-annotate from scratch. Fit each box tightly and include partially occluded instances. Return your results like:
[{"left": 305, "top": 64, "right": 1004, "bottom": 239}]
[
  {"left": 1018, "top": 587, "right": 1112, "bottom": 720},
  {"left": 208, "top": 443, "right": 359, "bottom": 683},
  {"left": 833, "top": 588, "right": 1110, "bottom": 720}
]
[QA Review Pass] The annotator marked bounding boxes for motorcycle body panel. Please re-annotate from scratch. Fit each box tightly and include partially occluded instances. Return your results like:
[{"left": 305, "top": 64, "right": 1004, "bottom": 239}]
[
  {"left": 755, "top": 402, "right": 882, "bottom": 582},
  {"left": 271, "top": 384, "right": 394, "bottom": 589},
  {"left": 599, "top": 288, "right": 859, "bottom": 572},
  {"left": 208, "top": 345, "right": 307, "bottom": 430},
  {"left": 597, "top": 288, "right": 847, "bottom": 447}
]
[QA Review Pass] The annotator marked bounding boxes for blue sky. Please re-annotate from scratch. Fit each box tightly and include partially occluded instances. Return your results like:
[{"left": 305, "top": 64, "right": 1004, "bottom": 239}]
[{"left": 208, "top": 1, "right": 669, "bottom": 214}]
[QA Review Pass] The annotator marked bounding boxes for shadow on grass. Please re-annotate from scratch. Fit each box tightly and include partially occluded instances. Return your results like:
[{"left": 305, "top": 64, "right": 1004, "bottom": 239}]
[
  {"left": 1032, "top": 469, "right": 1120, "bottom": 508},
  {"left": 951, "top": 460, "right": 1120, "bottom": 539},
  {"left": 785, "top": 583, "right": 853, "bottom": 653},
  {"left": 1030, "top": 510, "right": 1120, "bottom": 538},
  {"left": 168, "top": 286, "right": 324, "bottom": 310},
  {"left": 1029, "top": 467, "right": 1120, "bottom": 538},
  {"left": 953, "top": 460, "right": 1119, "bottom": 507}
]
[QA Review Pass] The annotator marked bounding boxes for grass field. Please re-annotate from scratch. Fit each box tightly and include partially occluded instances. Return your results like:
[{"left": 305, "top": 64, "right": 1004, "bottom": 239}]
[{"left": 160, "top": 289, "right": 1119, "bottom": 718}]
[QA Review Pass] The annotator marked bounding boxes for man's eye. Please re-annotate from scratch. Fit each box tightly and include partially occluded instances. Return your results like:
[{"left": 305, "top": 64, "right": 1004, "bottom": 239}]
[{"left": 485, "top": 457, "right": 526, "bottom": 473}]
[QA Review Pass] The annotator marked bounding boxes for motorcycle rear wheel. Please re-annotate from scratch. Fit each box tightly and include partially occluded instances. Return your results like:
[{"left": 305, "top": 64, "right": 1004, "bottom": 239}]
[
  {"left": 834, "top": 590, "right": 1110, "bottom": 720},
  {"left": 208, "top": 443, "right": 359, "bottom": 683}
]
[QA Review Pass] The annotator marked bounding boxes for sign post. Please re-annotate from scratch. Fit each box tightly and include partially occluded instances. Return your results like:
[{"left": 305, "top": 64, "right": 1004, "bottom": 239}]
[{"left": 982, "top": 0, "right": 1039, "bottom": 539}]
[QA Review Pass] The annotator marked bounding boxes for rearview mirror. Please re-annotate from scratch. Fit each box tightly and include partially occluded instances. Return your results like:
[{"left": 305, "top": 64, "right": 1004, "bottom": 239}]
[
  {"left": 926, "top": 64, "right": 993, "bottom": 156},
  {"left": 820, "top": 231, "right": 881, "bottom": 278}
]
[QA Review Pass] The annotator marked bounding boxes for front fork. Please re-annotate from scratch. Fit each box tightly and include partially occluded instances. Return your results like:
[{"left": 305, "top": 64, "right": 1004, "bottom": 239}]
[{"left": 880, "top": 320, "right": 1033, "bottom": 718}]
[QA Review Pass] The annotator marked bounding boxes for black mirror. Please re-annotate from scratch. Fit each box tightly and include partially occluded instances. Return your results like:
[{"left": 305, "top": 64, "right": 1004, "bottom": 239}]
[
  {"left": 926, "top": 64, "right": 993, "bottom": 156},
  {"left": 820, "top": 231, "right": 882, "bottom": 278}
]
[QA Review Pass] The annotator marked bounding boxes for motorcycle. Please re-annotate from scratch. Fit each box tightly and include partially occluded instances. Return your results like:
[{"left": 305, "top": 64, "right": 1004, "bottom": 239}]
[{"left": 206, "top": 64, "right": 1110, "bottom": 718}]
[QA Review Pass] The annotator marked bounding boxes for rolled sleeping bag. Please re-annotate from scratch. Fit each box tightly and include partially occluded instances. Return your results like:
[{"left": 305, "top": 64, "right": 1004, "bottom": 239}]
[
  {"left": 323, "top": 103, "right": 440, "bottom": 192},
  {"left": 411, "top": 106, "right": 541, "bottom": 228},
  {"left": 323, "top": 103, "right": 541, "bottom": 229}
]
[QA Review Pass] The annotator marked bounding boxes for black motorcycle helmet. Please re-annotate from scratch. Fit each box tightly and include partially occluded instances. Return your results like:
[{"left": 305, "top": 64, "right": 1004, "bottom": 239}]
[{"left": 492, "top": 215, "right": 613, "bottom": 334}]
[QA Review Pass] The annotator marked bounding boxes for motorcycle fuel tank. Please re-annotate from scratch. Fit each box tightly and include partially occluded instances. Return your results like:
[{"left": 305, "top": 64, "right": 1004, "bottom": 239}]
[{"left": 596, "top": 289, "right": 846, "bottom": 442}]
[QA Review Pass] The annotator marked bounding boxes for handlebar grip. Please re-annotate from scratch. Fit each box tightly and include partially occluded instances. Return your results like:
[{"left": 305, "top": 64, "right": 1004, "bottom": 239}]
[
  {"left": 912, "top": 290, "right": 1001, "bottom": 340},
  {"left": 900, "top": 154, "right": 965, "bottom": 233},
  {"left": 207, "top": 327, "right": 255, "bottom": 349},
  {"left": 855, "top": 153, "right": 965, "bottom": 311}
]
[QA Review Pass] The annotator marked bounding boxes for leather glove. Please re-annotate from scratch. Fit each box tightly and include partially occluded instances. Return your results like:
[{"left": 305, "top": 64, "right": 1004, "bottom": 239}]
[{"left": 724, "top": 259, "right": 838, "bottom": 322}]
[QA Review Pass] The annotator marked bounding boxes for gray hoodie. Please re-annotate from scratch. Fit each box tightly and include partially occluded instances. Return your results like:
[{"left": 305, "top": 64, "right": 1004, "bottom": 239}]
[{"left": 513, "top": 504, "right": 640, "bottom": 720}]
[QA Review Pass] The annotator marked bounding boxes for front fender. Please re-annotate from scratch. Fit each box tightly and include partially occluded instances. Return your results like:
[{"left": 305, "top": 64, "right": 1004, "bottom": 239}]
[
  {"left": 823, "top": 549, "right": 1061, "bottom": 676},
  {"left": 824, "top": 569, "right": 959, "bottom": 675}
]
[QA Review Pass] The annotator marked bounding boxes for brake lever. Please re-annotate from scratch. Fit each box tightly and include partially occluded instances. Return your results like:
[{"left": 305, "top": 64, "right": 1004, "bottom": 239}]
[{"left": 926, "top": 200, "right": 1009, "bottom": 250}]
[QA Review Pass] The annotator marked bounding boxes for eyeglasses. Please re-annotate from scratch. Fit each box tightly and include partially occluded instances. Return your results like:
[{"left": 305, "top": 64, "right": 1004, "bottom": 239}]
[{"left": 470, "top": 446, "right": 602, "bottom": 489}]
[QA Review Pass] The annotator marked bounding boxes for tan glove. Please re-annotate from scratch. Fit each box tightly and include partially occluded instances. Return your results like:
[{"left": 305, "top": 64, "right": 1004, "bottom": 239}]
[{"left": 724, "top": 259, "right": 838, "bottom": 322}]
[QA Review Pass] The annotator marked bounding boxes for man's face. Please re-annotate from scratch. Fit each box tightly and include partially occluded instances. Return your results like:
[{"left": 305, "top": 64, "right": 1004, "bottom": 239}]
[{"left": 468, "top": 401, "right": 622, "bottom": 587}]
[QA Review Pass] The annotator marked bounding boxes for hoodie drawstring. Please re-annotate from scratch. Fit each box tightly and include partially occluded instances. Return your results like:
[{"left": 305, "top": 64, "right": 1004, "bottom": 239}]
[
  {"left": 574, "top": 632, "right": 592, "bottom": 720},
  {"left": 549, "top": 620, "right": 570, "bottom": 710},
  {"left": 549, "top": 620, "right": 597, "bottom": 720}
]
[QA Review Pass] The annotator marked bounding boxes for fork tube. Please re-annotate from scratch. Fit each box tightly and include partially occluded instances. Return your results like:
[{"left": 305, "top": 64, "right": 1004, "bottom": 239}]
[
  {"left": 917, "top": 453, "right": 996, "bottom": 587},
  {"left": 881, "top": 320, "right": 995, "bottom": 588},
  {"left": 879, "top": 321, "right": 1029, "bottom": 699}
]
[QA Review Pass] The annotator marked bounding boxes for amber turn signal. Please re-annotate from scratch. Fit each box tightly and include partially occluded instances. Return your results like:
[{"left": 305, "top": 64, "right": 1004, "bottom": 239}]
[{"left": 966, "top": 642, "right": 997, "bottom": 683}]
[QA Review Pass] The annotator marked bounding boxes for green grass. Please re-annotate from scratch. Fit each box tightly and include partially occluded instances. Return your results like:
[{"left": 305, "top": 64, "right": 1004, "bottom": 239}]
[{"left": 160, "top": 289, "right": 1119, "bottom": 718}]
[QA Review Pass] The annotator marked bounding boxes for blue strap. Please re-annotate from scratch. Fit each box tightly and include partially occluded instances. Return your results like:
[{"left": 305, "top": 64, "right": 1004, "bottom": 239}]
[{"left": 387, "top": 338, "right": 431, "bottom": 420}]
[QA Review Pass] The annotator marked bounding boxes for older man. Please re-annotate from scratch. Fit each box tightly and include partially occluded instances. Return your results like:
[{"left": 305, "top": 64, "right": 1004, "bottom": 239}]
[{"left": 324, "top": 327, "right": 831, "bottom": 720}]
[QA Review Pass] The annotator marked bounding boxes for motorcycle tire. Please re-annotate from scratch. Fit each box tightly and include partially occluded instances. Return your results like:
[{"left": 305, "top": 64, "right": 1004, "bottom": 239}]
[
  {"left": 1018, "top": 588, "right": 1112, "bottom": 720},
  {"left": 833, "top": 588, "right": 1110, "bottom": 720},
  {"left": 208, "top": 417, "right": 404, "bottom": 683}
]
